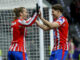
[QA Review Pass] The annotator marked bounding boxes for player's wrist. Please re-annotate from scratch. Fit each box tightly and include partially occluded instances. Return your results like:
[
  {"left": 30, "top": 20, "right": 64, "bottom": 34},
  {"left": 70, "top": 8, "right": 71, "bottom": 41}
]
[{"left": 40, "top": 17, "right": 44, "bottom": 20}]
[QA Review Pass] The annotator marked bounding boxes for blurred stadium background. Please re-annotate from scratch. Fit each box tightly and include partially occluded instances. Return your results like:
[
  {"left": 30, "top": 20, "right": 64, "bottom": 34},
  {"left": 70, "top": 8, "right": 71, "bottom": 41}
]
[{"left": 0, "top": 0, "right": 80, "bottom": 60}]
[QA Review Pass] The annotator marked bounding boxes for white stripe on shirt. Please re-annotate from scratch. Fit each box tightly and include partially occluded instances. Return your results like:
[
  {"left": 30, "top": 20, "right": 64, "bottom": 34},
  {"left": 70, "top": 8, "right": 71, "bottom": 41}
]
[
  {"left": 18, "top": 13, "right": 37, "bottom": 25},
  {"left": 57, "top": 28, "right": 60, "bottom": 49}
]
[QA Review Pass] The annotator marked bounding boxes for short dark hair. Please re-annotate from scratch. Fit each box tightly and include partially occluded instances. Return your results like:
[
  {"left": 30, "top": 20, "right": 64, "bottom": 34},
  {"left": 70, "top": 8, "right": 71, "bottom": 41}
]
[
  {"left": 13, "top": 7, "right": 25, "bottom": 19},
  {"left": 52, "top": 4, "right": 63, "bottom": 13}
]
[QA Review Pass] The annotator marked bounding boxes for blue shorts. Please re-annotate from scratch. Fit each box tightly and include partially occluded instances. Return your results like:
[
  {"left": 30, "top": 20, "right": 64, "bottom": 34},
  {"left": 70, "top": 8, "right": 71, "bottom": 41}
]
[
  {"left": 8, "top": 51, "right": 27, "bottom": 60},
  {"left": 50, "top": 49, "right": 68, "bottom": 60}
]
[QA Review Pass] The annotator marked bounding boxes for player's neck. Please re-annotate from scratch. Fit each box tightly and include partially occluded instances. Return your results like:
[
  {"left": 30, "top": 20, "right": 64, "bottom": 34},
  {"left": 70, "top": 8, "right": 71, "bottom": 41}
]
[{"left": 57, "top": 13, "right": 62, "bottom": 19}]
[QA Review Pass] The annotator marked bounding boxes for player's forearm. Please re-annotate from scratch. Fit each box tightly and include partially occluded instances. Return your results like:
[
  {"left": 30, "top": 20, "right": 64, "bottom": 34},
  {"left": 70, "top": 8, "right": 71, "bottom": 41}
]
[
  {"left": 36, "top": 20, "right": 50, "bottom": 31},
  {"left": 40, "top": 17, "right": 53, "bottom": 28},
  {"left": 36, "top": 20, "right": 45, "bottom": 30},
  {"left": 27, "top": 13, "right": 38, "bottom": 26},
  {"left": 18, "top": 13, "right": 38, "bottom": 27},
  {"left": 40, "top": 17, "right": 60, "bottom": 28}
]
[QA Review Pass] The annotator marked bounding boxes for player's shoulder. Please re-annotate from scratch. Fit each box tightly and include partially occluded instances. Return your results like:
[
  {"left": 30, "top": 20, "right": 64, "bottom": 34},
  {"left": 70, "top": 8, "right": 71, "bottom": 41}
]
[
  {"left": 12, "top": 19, "right": 18, "bottom": 23},
  {"left": 62, "top": 16, "right": 67, "bottom": 21},
  {"left": 11, "top": 19, "right": 19, "bottom": 26},
  {"left": 60, "top": 16, "right": 68, "bottom": 22},
  {"left": 18, "top": 19, "right": 25, "bottom": 23},
  {"left": 60, "top": 16, "right": 66, "bottom": 20},
  {"left": 57, "top": 16, "right": 65, "bottom": 23},
  {"left": 18, "top": 19, "right": 24, "bottom": 21},
  {"left": 61, "top": 16, "right": 69, "bottom": 27}
]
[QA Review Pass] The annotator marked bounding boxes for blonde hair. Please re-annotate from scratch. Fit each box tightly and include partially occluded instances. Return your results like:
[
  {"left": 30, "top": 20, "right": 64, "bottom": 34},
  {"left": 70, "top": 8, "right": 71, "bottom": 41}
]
[{"left": 13, "top": 7, "right": 25, "bottom": 19}]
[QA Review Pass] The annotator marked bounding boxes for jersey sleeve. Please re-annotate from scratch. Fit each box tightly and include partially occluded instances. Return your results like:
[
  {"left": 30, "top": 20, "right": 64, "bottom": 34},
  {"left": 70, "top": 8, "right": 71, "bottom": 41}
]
[
  {"left": 56, "top": 18, "right": 65, "bottom": 26},
  {"left": 18, "top": 13, "right": 38, "bottom": 27}
]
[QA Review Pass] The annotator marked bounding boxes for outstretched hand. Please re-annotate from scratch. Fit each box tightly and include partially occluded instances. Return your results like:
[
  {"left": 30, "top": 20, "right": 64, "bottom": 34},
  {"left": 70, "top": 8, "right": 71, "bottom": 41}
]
[{"left": 36, "top": 3, "right": 40, "bottom": 14}]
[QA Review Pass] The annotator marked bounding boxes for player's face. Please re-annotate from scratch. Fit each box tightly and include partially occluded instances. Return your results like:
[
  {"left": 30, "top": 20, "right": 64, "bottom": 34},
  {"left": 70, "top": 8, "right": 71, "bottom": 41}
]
[
  {"left": 52, "top": 9, "right": 59, "bottom": 18},
  {"left": 21, "top": 8, "right": 28, "bottom": 19}
]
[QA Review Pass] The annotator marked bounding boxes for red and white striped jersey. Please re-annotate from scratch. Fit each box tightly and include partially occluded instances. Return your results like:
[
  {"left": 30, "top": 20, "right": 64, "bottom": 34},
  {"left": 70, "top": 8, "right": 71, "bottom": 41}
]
[
  {"left": 53, "top": 16, "right": 69, "bottom": 51},
  {"left": 9, "top": 13, "right": 38, "bottom": 52}
]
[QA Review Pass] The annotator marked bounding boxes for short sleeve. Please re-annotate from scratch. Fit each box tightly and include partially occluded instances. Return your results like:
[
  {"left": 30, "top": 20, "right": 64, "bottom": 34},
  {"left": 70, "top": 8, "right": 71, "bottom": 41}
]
[{"left": 56, "top": 18, "right": 65, "bottom": 26}]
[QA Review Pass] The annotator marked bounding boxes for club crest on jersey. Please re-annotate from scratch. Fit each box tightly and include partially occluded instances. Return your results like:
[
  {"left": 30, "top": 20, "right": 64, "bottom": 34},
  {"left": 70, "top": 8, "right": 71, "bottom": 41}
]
[{"left": 59, "top": 19, "right": 65, "bottom": 24}]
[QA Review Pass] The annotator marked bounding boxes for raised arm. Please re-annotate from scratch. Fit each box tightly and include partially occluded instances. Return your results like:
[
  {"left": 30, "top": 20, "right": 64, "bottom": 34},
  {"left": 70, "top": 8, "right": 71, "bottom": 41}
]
[
  {"left": 39, "top": 17, "right": 60, "bottom": 28},
  {"left": 38, "top": 12, "right": 60, "bottom": 28},
  {"left": 18, "top": 3, "right": 40, "bottom": 27},
  {"left": 18, "top": 13, "right": 38, "bottom": 27},
  {"left": 36, "top": 20, "right": 51, "bottom": 31}
]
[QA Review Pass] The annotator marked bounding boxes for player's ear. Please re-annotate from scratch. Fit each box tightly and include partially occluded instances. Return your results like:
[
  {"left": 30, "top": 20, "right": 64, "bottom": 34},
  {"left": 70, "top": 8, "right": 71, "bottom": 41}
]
[
  {"left": 57, "top": 10, "right": 60, "bottom": 13},
  {"left": 20, "top": 12, "right": 23, "bottom": 16}
]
